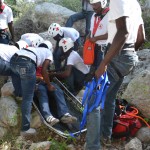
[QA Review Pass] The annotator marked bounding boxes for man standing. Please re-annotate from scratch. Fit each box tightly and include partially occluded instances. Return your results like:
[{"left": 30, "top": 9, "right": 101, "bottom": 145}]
[
  {"left": 85, "top": 0, "right": 109, "bottom": 81},
  {"left": 85, "top": 0, "right": 109, "bottom": 149},
  {"left": 95, "top": 0, "right": 145, "bottom": 148},
  {"left": 0, "top": 0, "right": 15, "bottom": 44},
  {"left": 65, "top": 0, "right": 94, "bottom": 37}
]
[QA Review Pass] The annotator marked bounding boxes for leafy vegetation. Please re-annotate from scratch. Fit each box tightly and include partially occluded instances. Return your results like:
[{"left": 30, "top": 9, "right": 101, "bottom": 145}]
[{"left": 58, "top": 0, "right": 81, "bottom": 12}]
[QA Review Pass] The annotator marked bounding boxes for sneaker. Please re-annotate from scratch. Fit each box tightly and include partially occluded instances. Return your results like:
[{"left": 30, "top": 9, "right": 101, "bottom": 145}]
[
  {"left": 46, "top": 116, "right": 59, "bottom": 126},
  {"left": 101, "top": 137, "right": 111, "bottom": 147},
  {"left": 20, "top": 128, "right": 37, "bottom": 137},
  {"left": 60, "top": 113, "right": 77, "bottom": 124}
]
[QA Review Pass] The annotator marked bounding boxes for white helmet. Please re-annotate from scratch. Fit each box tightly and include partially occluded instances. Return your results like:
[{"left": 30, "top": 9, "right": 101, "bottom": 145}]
[
  {"left": 90, "top": 0, "right": 107, "bottom": 8},
  {"left": 48, "top": 23, "right": 63, "bottom": 37},
  {"left": 38, "top": 40, "right": 53, "bottom": 52},
  {"left": 15, "top": 40, "right": 28, "bottom": 50},
  {"left": 59, "top": 38, "right": 74, "bottom": 53},
  {"left": 31, "top": 37, "right": 44, "bottom": 47}
]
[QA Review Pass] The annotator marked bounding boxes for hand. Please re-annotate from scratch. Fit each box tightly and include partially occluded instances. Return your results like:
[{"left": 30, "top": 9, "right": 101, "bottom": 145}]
[
  {"left": 95, "top": 61, "right": 107, "bottom": 79},
  {"left": 47, "top": 84, "right": 55, "bottom": 91},
  {"left": 49, "top": 72, "right": 56, "bottom": 80},
  {"left": 89, "top": 37, "right": 97, "bottom": 43}
]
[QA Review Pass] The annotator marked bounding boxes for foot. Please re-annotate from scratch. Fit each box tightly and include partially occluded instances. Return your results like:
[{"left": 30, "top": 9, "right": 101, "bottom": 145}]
[
  {"left": 46, "top": 116, "right": 59, "bottom": 126},
  {"left": 60, "top": 113, "right": 77, "bottom": 124},
  {"left": 20, "top": 128, "right": 37, "bottom": 137},
  {"left": 101, "top": 137, "right": 111, "bottom": 147}
]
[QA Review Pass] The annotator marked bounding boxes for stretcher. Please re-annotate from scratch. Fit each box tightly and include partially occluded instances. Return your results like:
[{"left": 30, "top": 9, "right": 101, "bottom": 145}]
[{"left": 33, "top": 77, "right": 86, "bottom": 138}]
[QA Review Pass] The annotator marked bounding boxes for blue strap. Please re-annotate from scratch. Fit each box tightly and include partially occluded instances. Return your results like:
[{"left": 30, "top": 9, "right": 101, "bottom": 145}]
[
  {"left": 88, "top": 72, "right": 109, "bottom": 112},
  {"left": 80, "top": 72, "right": 110, "bottom": 131}
]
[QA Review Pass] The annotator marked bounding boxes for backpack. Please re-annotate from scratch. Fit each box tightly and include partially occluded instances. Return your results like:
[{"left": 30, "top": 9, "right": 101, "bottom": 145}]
[{"left": 112, "top": 99, "right": 142, "bottom": 139}]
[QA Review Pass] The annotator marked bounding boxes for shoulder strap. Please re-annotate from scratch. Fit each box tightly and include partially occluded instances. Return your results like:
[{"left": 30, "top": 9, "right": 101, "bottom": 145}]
[
  {"left": 23, "top": 48, "right": 38, "bottom": 64},
  {"left": 92, "top": 7, "right": 109, "bottom": 37}
]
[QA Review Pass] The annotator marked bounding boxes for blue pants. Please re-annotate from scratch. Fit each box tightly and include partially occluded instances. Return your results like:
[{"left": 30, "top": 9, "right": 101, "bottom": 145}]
[
  {"left": 0, "top": 31, "right": 10, "bottom": 44},
  {"left": 65, "top": 10, "right": 94, "bottom": 36},
  {"left": 65, "top": 67, "right": 86, "bottom": 95},
  {"left": 10, "top": 55, "right": 36, "bottom": 131},
  {"left": 101, "top": 51, "right": 138, "bottom": 139},
  {"left": 0, "top": 57, "right": 20, "bottom": 96},
  {"left": 85, "top": 50, "right": 138, "bottom": 150},
  {"left": 34, "top": 82, "right": 69, "bottom": 119}
]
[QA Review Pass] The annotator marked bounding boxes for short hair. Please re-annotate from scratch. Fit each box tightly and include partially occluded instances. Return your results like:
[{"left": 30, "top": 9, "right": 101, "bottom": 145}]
[{"left": 38, "top": 43, "right": 48, "bottom": 49}]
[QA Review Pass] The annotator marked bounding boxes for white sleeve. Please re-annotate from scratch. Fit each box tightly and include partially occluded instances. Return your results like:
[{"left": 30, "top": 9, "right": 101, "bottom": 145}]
[
  {"left": 67, "top": 54, "right": 75, "bottom": 65},
  {"left": 109, "top": 0, "right": 130, "bottom": 22},
  {"left": 7, "top": 7, "right": 13, "bottom": 23},
  {"left": 71, "top": 29, "right": 80, "bottom": 42},
  {"left": 46, "top": 51, "right": 53, "bottom": 63}
]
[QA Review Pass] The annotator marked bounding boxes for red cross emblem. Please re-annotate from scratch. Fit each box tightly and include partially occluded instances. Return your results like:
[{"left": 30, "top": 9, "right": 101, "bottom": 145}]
[
  {"left": 56, "top": 27, "right": 59, "bottom": 31},
  {"left": 99, "top": 24, "right": 103, "bottom": 29},
  {"left": 62, "top": 40, "right": 66, "bottom": 44}
]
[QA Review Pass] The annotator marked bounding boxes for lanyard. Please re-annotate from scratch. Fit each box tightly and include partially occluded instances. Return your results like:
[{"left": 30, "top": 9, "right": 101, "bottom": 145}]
[
  {"left": 92, "top": 7, "right": 110, "bottom": 37},
  {"left": 92, "top": 16, "right": 101, "bottom": 37}
]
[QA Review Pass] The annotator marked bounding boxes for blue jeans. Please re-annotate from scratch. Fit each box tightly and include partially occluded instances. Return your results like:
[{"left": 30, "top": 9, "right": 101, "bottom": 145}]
[
  {"left": 85, "top": 49, "right": 104, "bottom": 150},
  {"left": 86, "top": 51, "right": 138, "bottom": 149},
  {"left": 53, "top": 42, "right": 64, "bottom": 70},
  {"left": 101, "top": 51, "right": 138, "bottom": 139},
  {"left": 86, "top": 106, "right": 101, "bottom": 150},
  {"left": 0, "top": 57, "right": 21, "bottom": 96},
  {"left": 10, "top": 55, "right": 36, "bottom": 131},
  {"left": 93, "top": 45, "right": 104, "bottom": 69},
  {"left": 0, "top": 31, "right": 9, "bottom": 44},
  {"left": 35, "top": 82, "right": 69, "bottom": 119},
  {"left": 0, "top": 57, "right": 13, "bottom": 75},
  {"left": 65, "top": 10, "right": 94, "bottom": 36},
  {"left": 65, "top": 67, "right": 86, "bottom": 95}
]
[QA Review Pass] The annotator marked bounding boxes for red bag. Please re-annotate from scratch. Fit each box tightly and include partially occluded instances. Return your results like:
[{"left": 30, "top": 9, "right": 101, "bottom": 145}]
[
  {"left": 112, "top": 99, "right": 142, "bottom": 139},
  {"left": 83, "top": 7, "right": 110, "bottom": 65},
  {"left": 83, "top": 39, "right": 95, "bottom": 65},
  {"left": 112, "top": 114, "right": 142, "bottom": 138}
]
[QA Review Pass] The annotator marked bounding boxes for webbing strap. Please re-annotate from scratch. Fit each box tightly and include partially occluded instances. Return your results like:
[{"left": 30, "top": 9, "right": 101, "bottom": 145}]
[
  {"left": 80, "top": 72, "right": 110, "bottom": 131},
  {"left": 92, "top": 7, "right": 109, "bottom": 37},
  {"left": 93, "top": 17, "right": 101, "bottom": 37}
]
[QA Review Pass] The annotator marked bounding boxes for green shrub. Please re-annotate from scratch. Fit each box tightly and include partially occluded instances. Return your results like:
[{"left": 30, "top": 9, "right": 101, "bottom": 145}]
[{"left": 58, "top": 0, "right": 82, "bottom": 12}]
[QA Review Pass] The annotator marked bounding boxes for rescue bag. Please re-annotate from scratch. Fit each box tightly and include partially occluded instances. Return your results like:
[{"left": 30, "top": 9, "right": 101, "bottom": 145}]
[
  {"left": 83, "top": 39, "right": 95, "bottom": 65},
  {"left": 83, "top": 7, "right": 109, "bottom": 65},
  {"left": 112, "top": 99, "right": 149, "bottom": 139}
]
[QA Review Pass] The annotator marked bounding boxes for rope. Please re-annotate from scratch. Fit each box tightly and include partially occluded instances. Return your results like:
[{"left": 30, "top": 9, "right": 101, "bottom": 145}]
[{"left": 124, "top": 106, "right": 150, "bottom": 128}]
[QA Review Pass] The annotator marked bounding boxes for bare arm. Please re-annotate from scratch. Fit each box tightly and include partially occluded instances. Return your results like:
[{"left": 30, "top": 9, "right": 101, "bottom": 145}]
[
  {"left": 51, "top": 65, "right": 72, "bottom": 79},
  {"left": 95, "top": 16, "right": 129, "bottom": 78},
  {"left": 8, "top": 22, "right": 15, "bottom": 42},
  {"left": 89, "top": 33, "right": 108, "bottom": 43},
  {"left": 135, "top": 24, "right": 145, "bottom": 51},
  {"left": 42, "top": 59, "right": 55, "bottom": 91}
]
